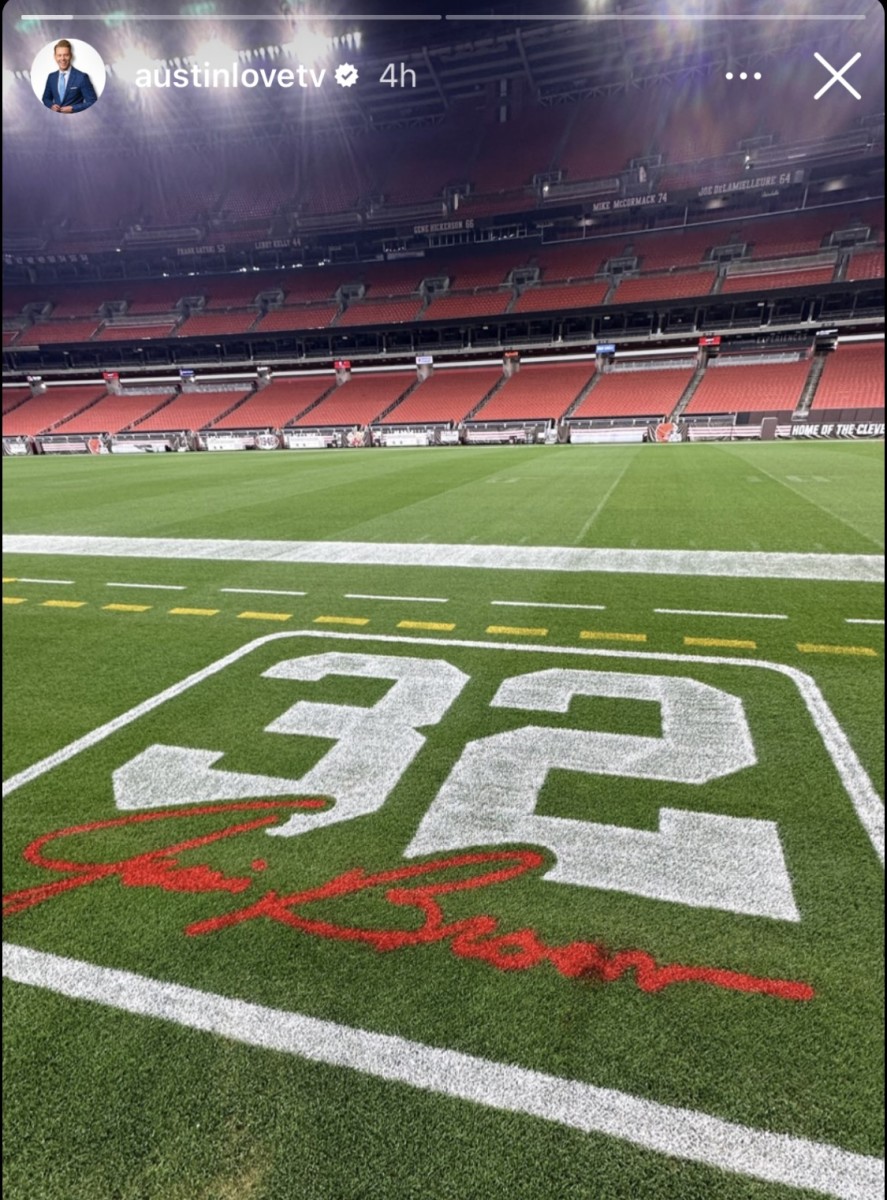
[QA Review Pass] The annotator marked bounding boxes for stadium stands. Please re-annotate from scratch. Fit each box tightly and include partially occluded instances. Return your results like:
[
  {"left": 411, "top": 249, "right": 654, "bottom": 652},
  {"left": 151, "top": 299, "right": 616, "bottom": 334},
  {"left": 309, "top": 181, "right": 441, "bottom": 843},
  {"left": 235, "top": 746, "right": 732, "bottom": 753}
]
[
  {"left": 533, "top": 239, "right": 629, "bottom": 281},
  {"left": 684, "top": 358, "right": 812, "bottom": 414},
  {"left": 19, "top": 320, "right": 102, "bottom": 346},
  {"left": 336, "top": 296, "right": 425, "bottom": 327},
  {"left": 2, "top": 386, "right": 107, "bottom": 436},
  {"left": 294, "top": 374, "right": 415, "bottom": 427},
  {"left": 810, "top": 342, "right": 885, "bottom": 411},
  {"left": 2, "top": 387, "right": 31, "bottom": 414},
  {"left": 214, "top": 378, "right": 332, "bottom": 429},
  {"left": 744, "top": 214, "right": 834, "bottom": 258},
  {"left": 513, "top": 282, "right": 609, "bottom": 314},
  {"left": 132, "top": 390, "right": 251, "bottom": 432},
  {"left": 252, "top": 305, "right": 338, "bottom": 332},
  {"left": 53, "top": 394, "right": 172, "bottom": 435},
  {"left": 612, "top": 272, "right": 717, "bottom": 303},
  {"left": 720, "top": 266, "right": 836, "bottom": 294},
  {"left": 572, "top": 366, "right": 694, "bottom": 419},
  {"left": 381, "top": 367, "right": 502, "bottom": 426},
  {"left": 473, "top": 363, "right": 594, "bottom": 422},
  {"left": 422, "top": 292, "right": 512, "bottom": 320},
  {"left": 630, "top": 229, "right": 722, "bottom": 271},
  {"left": 845, "top": 250, "right": 885, "bottom": 283},
  {"left": 94, "top": 321, "right": 179, "bottom": 341},
  {"left": 176, "top": 312, "right": 259, "bottom": 337}
]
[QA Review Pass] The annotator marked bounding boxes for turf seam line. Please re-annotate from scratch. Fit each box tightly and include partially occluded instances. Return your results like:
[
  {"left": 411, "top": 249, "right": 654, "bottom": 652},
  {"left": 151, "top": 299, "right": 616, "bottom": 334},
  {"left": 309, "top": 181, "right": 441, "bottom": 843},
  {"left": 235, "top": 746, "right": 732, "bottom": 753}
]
[{"left": 2, "top": 943, "right": 881, "bottom": 1200}]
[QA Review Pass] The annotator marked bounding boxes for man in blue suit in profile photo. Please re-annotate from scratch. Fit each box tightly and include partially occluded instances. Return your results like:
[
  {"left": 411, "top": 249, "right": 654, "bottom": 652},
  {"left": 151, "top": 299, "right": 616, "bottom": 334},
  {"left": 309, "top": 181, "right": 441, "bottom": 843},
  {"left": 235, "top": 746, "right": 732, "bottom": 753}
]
[{"left": 42, "top": 40, "right": 97, "bottom": 113}]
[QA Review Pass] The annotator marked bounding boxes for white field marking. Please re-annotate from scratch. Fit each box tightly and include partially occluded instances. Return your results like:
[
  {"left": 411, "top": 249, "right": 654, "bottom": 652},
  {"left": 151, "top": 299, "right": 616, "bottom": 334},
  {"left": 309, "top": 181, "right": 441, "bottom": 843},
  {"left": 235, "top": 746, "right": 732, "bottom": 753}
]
[
  {"left": 2, "top": 944, "right": 882, "bottom": 1200},
  {"left": 654, "top": 608, "right": 789, "bottom": 621},
  {"left": 731, "top": 457, "right": 884, "bottom": 551},
  {"left": 4, "top": 535, "right": 882, "bottom": 583},
  {"left": 575, "top": 458, "right": 632, "bottom": 545},
  {"left": 846, "top": 618, "right": 885, "bottom": 626},
  {"left": 2, "top": 631, "right": 882, "bottom": 865},
  {"left": 220, "top": 588, "right": 307, "bottom": 597},
  {"left": 106, "top": 582, "right": 187, "bottom": 591},
  {"left": 492, "top": 601, "right": 607, "bottom": 612},
  {"left": 9, "top": 577, "right": 74, "bottom": 585},
  {"left": 345, "top": 593, "right": 449, "bottom": 603}
]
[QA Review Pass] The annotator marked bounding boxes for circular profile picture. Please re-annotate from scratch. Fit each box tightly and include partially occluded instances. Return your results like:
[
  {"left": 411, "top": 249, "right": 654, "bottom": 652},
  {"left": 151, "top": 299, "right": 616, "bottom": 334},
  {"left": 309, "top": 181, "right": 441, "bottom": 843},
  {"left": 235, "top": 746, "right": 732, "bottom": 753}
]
[{"left": 30, "top": 38, "right": 106, "bottom": 114}]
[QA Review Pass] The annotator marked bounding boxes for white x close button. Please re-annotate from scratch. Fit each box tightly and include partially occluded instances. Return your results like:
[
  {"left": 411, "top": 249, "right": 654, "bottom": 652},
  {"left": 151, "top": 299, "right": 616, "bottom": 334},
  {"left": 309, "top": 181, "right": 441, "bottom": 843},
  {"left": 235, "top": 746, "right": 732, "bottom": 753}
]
[{"left": 813, "top": 52, "right": 862, "bottom": 100}]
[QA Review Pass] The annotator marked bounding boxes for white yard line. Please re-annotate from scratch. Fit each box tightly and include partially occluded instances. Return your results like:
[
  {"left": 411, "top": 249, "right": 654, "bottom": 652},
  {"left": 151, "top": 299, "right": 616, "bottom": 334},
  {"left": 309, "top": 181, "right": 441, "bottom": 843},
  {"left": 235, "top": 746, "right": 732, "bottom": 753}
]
[
  {"left": 2, "top": 944, "right": 882, "bottom": 1200},
  {"left": 9, "top": 577, "right": 74, "bottom": 585},
  {"left": 845, "top": 618, "right": 885, "bottom": 626},
  {"left": 575, "top": 459, "right": 632, "bottom": 545},
  {"left": 654, "top": 608, "right": 789, "bottom": 620},
  {"left": 3, "top": 535, "right": 882, "bottom": 583},
  {"left": 491, "top": 600, "right": 607, "bottom": 611},
  {"left": 729, "top": 455, "right": 885, "bottom": 551},
  {"left": 345, "top": 593, "right": 449, "bottom": 603},
  {"left": 106, "top": 582, "right": 186, "bottom": 591},
  {"left": 220, "top": 588, "right": 307, "bottom": 597}
]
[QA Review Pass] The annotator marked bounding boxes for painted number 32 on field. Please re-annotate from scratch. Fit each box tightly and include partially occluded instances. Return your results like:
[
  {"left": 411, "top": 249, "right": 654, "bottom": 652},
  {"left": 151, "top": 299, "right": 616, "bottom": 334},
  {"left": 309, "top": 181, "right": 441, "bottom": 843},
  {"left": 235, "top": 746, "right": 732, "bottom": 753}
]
[{"left": 113, "top": 653, "right": 799, "bottom": 923}]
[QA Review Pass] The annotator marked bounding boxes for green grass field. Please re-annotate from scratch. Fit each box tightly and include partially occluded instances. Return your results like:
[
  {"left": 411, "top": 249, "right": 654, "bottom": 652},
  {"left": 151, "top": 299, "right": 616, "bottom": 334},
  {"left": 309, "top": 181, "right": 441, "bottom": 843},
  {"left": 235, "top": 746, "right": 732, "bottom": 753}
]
[{"left": 2, "top": 443, "right": 884, "bottom": 1200}]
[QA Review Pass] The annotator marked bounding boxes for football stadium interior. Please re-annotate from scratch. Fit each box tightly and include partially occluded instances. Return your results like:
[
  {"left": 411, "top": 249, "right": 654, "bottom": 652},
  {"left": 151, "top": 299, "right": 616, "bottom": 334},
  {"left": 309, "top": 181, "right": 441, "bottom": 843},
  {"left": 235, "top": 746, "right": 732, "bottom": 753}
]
[{"left": 2, "top": 0, "right": 884, "bottom": 1197}]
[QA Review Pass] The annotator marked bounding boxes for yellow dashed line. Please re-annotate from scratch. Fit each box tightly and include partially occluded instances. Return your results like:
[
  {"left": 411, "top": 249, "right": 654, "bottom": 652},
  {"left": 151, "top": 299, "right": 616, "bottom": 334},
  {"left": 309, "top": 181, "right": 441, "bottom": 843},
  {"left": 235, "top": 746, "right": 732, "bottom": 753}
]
[
  {"left": 3, "top": 577, "right": 18, "bottom": 583},
  {"left": 169, "top": 607, "right": 219, "bottom": 617},
  {"left": 238, "top": 611, "right": 291, "bottom": 622},
  {"left": 3, "top": 596, "right": 26, "bottom": 605},
  {"left": 104, "top": 603, "right": 152, "bottom": 613},
  {"left": 796, "top": 643, "right": 877, "bottom": 657},
  {"left": 314, "top": 615, "right": 370, "bottom": 626},
  {"left": 684, "top": 636, "right": 757, "bottom": 650},
  {"left": 398, "top": 620, "right": 456, "bottom": 632},
  {"left": 41, "top": 599, "right": 87, "bottom": 609},
  {"left": 486, "top": 625, "right": 548, "bottom": 637},
  {"left": 580, "top": 630, "right": 647, "bottom": 643}
]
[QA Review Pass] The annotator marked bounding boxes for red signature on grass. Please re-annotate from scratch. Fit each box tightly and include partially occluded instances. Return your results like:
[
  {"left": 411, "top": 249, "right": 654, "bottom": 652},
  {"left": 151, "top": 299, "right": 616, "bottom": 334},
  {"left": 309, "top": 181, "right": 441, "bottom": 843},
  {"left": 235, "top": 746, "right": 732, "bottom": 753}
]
[{"left": 3, "top": 802, "right": 813, "bottom": 1002}]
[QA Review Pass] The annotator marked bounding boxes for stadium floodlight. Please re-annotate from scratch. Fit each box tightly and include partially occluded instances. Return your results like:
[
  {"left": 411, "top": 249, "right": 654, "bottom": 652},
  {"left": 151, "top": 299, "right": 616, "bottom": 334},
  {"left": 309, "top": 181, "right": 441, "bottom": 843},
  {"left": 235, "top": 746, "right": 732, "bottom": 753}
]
[
  {"left": 112, "top": 45, "right": 162, "bottom": 88},
  {"left": 281, "top": 27, "right": 333, "bottom": 65},
  {"left": 193, "top": 36, "right": 236, "bottom": 72}
]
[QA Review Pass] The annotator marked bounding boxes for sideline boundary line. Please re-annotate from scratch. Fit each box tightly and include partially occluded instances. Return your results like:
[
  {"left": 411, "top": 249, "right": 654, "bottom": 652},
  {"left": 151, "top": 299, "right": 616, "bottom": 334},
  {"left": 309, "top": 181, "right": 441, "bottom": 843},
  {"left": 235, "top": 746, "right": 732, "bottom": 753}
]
[
  {"left": 3, "top": 535, "right": 883, "bottom": 582},
  {"left": 2, "top": 943, "right": 882, "bottom": 1200}
]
